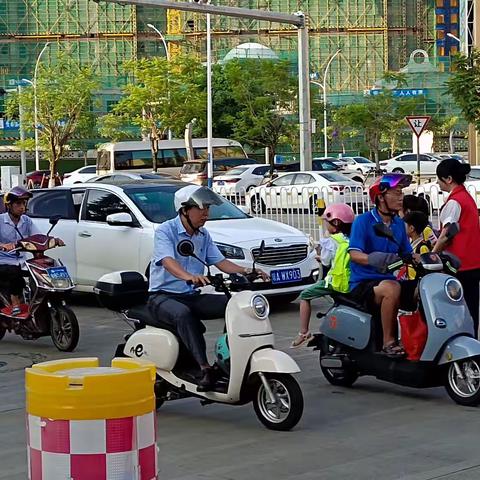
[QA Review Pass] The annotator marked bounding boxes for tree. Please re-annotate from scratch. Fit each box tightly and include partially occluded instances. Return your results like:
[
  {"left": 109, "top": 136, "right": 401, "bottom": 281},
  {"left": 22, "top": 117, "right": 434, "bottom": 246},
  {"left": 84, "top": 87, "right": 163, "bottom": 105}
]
[
  {"left": 333, "top": 92, "right": 418, "bottom": 169},
  {"left": 98, "top": 55, "right": 206, "bottom": 171},
  {"left": 217, "top": 59, "right": 297, "bottom": 164},
  {"left": 6, "top": 54, "right": 99, "bottom": 187},
  {"left": 446, "top": 50, "right": 480, "bottom": 131}
]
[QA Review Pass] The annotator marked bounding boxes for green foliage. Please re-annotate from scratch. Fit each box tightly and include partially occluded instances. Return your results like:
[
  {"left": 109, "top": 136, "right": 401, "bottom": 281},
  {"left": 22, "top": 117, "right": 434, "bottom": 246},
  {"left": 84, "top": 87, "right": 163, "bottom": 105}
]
[
  {"left": 98, "top": 55, "right": 206, "bottom": 170},
  {"left": 6, "top": 53, "right": 98, "bottom": 185},
  {"left": 214, "top": 59, "right": 297, "bottom": 162},
  {"left": 446, "top": 50, "right": 480, "bottom": 131},
  {"left": 333, "top": 91, "right": 419, "bottom": 167}
]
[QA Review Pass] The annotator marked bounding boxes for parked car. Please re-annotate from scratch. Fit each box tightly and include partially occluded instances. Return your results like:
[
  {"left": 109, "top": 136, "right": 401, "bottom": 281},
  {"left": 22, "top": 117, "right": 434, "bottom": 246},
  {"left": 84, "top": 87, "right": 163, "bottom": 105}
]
[
  {"left": 314, "top": 156, "right": 349, "bottom": 169},
  {"left": 212, "top": 164, "right": 270, "bottom": 197},
  {"left": 380, "top": 153, "right": 442, "bottom": 175},
  {"left": 435, "top": 153, "right": 467, "bottom": 163},
  {"left": 88, "top": 172, "right": 175, "bottom": 183},
  {"left": 271, "top": 160, "right": 363, "bottom": 183},
  {"left": 63, "top": 165, "right": 98, "bottom": 185},
  {"left": 26, "top": 180, "right": 319, "bottom": 303},
  {"left": 341, "top": 156, "right": 376, "bottom": 174},
  {"left": 25, "top": 170, "right": 62, "bottom": 188},
  {"left": 417, "top": 166, "right": 480, "bottom": 210},
  {"left": 248, "top": 171, "right": 365, "bottom": 214},
  {"left": 180, "top": 157, "right": 258, "bottom": 185}
]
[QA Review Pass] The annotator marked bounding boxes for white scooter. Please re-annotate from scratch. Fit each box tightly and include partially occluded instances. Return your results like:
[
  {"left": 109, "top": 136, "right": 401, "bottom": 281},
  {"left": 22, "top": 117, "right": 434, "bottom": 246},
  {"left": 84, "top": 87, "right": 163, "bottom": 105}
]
[{"left": 95, "top": 240, "right": 304, "bottom": 431}]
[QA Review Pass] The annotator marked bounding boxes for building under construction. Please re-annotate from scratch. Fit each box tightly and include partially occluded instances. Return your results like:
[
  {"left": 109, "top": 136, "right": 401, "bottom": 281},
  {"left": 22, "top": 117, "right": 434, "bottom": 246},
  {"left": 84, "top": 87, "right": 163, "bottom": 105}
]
[{"left": 0, "top": 1, "right": 467, "bottom": 139}]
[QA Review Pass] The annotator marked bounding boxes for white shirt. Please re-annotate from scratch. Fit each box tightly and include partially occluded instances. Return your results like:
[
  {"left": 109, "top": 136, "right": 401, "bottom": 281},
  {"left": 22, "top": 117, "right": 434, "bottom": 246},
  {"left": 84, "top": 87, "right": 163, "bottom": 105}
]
[
  {"left": 0, "top": 213, "right": 40, "bottom": 265},
  {"left": 318, "top": 236, "right": 337, "bottom": 266},
  {"left": 440, "top": 199, "right": 461, "bottom": 226}
]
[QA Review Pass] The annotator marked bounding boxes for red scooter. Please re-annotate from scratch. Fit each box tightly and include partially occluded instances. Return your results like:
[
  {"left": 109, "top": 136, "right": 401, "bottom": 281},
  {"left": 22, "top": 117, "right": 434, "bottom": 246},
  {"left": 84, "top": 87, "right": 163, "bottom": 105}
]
[{"left": 0, "top": 216, "right": 79, "bottom": 351}]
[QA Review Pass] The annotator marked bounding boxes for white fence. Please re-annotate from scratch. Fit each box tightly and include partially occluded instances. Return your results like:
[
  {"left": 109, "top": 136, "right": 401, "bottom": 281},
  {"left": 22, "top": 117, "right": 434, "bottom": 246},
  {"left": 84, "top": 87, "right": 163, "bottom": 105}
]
[{"left": 215, "top": 183, "right": 480, "bottom": 242}]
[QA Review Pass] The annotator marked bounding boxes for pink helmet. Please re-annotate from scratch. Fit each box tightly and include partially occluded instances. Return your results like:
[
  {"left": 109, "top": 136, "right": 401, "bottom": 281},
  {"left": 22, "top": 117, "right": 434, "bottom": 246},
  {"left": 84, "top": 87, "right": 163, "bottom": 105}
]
[{"left": 322, "top": 203, "right": 355, "bottom": 224}]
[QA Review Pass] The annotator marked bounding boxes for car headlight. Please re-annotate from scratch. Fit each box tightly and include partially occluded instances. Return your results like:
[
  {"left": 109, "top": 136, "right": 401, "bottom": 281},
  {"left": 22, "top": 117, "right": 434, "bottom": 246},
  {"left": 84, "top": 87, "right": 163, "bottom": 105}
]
[
  {"left": 215, "top": 242, "right": 245, "bottom": 259},
  {"left": 251, "top": 294, "right": 269, "bottom": 319},
  {"left": 445, "top": 278, "right": 463, "bottom": 302}
]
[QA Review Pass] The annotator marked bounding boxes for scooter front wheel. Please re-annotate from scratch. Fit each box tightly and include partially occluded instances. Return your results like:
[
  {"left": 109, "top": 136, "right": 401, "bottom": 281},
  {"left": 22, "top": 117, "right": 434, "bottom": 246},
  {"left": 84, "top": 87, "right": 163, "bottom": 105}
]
[
  {"left": 253, "top": 373, "right": 303, "bottom": 431},
  {"left": 445, "top": 356, "right": 480, "bottom": 406},
  {"left": 50, "top": 305, "right": 80, "bottom": 352}
]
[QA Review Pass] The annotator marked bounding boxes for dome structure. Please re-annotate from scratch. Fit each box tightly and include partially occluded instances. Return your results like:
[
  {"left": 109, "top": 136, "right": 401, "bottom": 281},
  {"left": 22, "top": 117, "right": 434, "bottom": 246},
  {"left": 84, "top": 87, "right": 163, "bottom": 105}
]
[{"left": 220, "top": 43, "right": 279, "bottom": 63}]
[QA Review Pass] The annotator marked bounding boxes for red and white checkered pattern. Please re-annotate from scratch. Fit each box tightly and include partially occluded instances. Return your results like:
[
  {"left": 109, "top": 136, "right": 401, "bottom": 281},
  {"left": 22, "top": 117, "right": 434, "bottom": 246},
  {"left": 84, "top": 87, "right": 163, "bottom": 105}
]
[{"left": 27, "top": 412, "right": 158, "bottom": 480}]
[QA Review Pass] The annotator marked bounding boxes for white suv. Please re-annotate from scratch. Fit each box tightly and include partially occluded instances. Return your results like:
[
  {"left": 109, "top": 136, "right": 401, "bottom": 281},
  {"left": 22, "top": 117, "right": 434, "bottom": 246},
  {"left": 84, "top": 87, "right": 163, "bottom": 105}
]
[{"left": 27, "top": 180, "right": 319, "bottom": 303}]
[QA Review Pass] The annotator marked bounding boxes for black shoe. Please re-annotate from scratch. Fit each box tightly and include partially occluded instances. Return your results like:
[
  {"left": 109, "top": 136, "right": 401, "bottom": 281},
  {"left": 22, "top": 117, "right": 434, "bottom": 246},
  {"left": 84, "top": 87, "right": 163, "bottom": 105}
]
[{"left": 197, "top": 369, "right": 214, "bottom": 392}]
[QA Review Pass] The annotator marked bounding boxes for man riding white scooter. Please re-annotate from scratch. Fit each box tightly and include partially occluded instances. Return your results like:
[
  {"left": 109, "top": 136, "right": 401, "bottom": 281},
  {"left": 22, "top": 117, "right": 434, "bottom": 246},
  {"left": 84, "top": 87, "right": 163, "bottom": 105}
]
[
  {"left": 348, "top": 173, "right": 415, "bottom": 358},
  {"left": 148, "top": 185, "right": 268, "bottom": 391}
]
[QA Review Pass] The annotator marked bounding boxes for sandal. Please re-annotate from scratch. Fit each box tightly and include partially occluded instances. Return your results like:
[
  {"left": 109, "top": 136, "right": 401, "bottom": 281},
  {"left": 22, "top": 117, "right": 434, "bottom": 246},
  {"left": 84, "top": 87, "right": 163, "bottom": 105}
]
[
  {"left": 290, "top": 332, "right": 313, "bottom": 349},
  {"left": 381, "top": 341, "right": 406, "bottom": 359}
]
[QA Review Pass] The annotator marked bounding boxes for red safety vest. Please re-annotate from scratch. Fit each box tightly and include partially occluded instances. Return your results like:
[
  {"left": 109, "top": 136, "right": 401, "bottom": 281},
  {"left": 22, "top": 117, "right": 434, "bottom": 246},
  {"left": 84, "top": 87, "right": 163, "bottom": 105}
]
[{"left": 442, "top": 185, "right": 480, "bottom": 271}]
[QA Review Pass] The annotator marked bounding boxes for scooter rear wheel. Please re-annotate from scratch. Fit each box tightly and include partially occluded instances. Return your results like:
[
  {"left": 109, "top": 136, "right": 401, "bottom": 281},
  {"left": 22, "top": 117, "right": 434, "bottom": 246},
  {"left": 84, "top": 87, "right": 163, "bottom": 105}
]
[
  {"left": 253, "top": 373, "right": 303, "bottom": 431},
  {"left": 319, "top": 340, "right": 358, "bottom": 387},
  {"left": 445, "top": 356, "right": 480, "bottom": 406},
  {"left": 50, "top": 305, "right": 80, "bottom": 352}
]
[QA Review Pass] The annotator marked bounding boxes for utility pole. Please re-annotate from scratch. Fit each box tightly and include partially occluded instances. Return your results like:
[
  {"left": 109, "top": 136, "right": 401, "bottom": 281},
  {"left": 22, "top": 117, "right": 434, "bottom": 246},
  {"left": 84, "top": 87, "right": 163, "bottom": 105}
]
[{"left": 95, "top": 0, "right": 312, "bottom": 171}]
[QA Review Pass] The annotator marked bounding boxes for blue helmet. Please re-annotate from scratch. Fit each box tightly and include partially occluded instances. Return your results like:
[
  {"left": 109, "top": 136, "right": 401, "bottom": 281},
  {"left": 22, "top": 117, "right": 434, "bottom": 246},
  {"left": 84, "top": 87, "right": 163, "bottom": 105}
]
[{"left": 215, "top": 333, "right": 230, "bottom": 373}]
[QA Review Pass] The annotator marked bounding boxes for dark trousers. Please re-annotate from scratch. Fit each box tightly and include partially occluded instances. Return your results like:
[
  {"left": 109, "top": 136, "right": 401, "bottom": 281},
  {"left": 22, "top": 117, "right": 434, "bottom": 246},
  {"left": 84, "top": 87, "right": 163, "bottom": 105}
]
[
  {"left": 457, "top": 268, "right": 480, "bottom": 339},
  {"left": 148, "top": 292, "right": 228, "bottom": 367},
  {"left": 0, "top": 264, "right": 25, "bottom": 298}
]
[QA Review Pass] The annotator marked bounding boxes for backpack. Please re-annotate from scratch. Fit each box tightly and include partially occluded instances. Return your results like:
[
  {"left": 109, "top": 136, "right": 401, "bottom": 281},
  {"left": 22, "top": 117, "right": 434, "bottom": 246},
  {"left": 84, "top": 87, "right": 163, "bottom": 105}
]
[{"left": 325, "top": 233, "right": 351, "bottom": 293}]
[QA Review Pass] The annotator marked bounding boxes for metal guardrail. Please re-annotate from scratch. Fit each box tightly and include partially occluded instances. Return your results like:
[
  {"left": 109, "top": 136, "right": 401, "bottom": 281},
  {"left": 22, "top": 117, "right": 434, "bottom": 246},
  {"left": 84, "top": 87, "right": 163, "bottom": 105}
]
[{"left": 215, "top": 183, "right": 480, "bottom": 241}]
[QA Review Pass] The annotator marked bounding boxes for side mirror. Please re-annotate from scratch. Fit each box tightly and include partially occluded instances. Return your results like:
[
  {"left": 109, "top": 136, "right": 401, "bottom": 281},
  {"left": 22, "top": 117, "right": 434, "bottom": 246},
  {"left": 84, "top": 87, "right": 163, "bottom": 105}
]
[
  {"left": 106, "top": 212, "right": 134, "bottom": 226},
  {"left": 177, "top": 239, "right": 195, "bottom": 257},
  {"left": 373, "top": 223, "right": 395, "bottom": 240}
]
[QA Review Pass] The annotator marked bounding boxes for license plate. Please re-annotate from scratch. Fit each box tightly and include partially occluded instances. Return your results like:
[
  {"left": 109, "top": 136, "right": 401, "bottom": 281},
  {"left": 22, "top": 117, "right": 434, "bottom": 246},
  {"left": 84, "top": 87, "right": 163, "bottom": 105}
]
[
  {"left": 270, "top": 268, "right": 302, "bottom": 284},
  {"left": 47, "top": 266, "right": 70, "bottom": 280}
]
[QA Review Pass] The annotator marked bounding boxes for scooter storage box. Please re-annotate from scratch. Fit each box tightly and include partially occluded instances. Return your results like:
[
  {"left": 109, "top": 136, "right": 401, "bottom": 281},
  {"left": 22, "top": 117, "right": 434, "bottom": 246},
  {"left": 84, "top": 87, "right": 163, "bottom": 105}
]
[{"left": 95, "top": 271, "right": 148, "bottom": 311}]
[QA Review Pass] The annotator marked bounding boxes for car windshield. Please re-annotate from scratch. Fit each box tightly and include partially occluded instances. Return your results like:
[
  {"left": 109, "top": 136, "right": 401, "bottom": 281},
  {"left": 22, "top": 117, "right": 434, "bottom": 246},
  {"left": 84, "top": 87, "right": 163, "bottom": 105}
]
[
  {"left": 468, "top": 168, "right": 480, "bottom": 180},
  {"left": 318, "top": 172, "right": 351, "bottom": 182},
  {"left": 353, "top": 157, "right": 372, "bottom": 164},
  {"left": 126, "top": 185, "right": 249, "bottom": 223},
  {"left": 222, "top": 167, "right": 248, "bottom": 176},
  {"left": 181, "top": 162, "right": 204, "bottom": 174}
]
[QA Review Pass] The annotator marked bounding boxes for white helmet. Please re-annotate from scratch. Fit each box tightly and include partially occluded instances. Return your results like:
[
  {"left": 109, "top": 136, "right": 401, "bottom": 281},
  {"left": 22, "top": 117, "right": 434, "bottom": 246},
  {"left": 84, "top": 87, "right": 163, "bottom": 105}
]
[{"left": 174, "top": 185, "right": 222, "bottom": 212}]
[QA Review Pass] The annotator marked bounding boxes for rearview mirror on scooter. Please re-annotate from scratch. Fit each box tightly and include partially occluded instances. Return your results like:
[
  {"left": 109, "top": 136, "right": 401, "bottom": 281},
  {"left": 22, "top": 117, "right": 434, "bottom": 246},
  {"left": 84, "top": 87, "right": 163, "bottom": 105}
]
[
  {"left": 177, "top": 239, "right": 195, "bottom": 258},
  {"left": 49, "top": 215, "right": 62, "bottom": 226},
  {"left": 252, "top": 240, "right": 265, "bottom": 274},
  {"left": 373, "top": 223, "right": 395, "bottom": 240}
]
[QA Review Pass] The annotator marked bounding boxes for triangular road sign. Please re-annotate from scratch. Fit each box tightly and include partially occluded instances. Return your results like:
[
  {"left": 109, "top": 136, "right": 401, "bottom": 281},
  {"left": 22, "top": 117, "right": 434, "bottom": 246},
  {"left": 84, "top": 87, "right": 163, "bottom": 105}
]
[{"left": 405, "top": 116, "right": 431, "bottom": 137}]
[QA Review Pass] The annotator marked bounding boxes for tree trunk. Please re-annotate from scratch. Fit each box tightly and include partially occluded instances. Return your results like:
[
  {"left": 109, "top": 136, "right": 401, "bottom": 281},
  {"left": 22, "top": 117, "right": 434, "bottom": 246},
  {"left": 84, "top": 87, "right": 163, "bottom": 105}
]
[
  {"left": 449, "top": 130, "right": 455, "bottom": 153},
  {"left": 49, "top": 158, "right": 57, "bottom": 188},
  {"left": 374, "top": 149, "right": 380, "bottom": 174},
  {"left": 150, "top": 137, "right": 158, "bottom": 172}
]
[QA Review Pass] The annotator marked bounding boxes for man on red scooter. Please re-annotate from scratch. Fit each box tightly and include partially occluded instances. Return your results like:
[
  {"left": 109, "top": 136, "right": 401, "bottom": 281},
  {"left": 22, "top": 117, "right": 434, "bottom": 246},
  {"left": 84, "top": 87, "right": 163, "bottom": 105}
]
[
  {"left": 0, "top": 186, "right": 63, "bottom": 316},
  {"left": 348, "top": 174, "right": 416, "bottom": 358}
]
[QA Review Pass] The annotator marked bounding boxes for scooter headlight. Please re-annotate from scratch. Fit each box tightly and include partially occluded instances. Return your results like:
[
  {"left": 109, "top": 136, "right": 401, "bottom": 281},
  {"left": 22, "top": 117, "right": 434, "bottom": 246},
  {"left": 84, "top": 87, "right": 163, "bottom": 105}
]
[
  {"left": 251, "top": 294, "right": 269, "bottom": 319},
  {"left": 445, "top": 278, "right": 463, "bottom": 302}
]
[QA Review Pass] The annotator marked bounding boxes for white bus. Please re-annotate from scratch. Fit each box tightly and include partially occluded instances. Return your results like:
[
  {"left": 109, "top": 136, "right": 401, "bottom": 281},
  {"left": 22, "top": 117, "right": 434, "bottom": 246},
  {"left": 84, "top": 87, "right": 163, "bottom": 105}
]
[{"left": 96, "top": 138, "right": 247, "bottom": 176}]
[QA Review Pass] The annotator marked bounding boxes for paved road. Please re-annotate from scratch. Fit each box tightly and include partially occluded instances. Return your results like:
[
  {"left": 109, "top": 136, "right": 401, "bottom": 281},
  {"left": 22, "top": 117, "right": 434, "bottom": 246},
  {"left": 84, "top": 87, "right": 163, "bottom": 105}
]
[{"left": 1, "top": 295, "right": 480, "bottom": 480}]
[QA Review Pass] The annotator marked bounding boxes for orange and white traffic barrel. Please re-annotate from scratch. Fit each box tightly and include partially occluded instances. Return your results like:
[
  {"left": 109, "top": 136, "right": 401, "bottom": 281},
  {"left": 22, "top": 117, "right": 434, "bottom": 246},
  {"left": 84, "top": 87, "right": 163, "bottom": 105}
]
[{"left": 25, "top": 357, "right": 158, "bottom": 480}]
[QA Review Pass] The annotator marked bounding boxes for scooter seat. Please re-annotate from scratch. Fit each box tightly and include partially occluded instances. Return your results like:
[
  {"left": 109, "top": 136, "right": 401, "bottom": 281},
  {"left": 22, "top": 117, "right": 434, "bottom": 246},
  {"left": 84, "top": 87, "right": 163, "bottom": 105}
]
[
  {"left": 330, "top": 292, "right": 369, "bottom": 313},
  {"left": 125, "top": 305, "right": 175, "bottom": 332}
]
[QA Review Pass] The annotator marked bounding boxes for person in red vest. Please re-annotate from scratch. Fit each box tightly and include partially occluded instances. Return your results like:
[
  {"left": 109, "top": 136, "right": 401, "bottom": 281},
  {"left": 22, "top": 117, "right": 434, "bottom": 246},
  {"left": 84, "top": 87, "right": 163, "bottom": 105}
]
[{"left": 433, "top": 159, "right": 480, "bottom": 338}]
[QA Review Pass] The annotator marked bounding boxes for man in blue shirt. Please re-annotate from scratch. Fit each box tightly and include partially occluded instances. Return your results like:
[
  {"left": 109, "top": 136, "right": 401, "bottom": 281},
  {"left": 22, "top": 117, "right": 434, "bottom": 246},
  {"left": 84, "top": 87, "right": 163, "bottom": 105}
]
[
  {"left": 148, "top": 185, "right": 267, "bottom": 390},
  {"left": 348, "top": 174, "right": 414, "bottom": 358}
]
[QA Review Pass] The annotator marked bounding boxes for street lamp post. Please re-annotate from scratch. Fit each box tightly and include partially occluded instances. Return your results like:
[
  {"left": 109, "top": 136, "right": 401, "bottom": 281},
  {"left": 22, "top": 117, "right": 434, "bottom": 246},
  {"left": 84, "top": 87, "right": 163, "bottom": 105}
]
[
  {"left": 33, "top": 43, "right": 51, "bottom": 171},
  {"left": 310, "top": 49, "right": 341, "bottom": 158},
  {"left": 147, "top": 23, "right": 173, "bottom": 141},
  {"left": 147, "top": 23, "right": 170, "bottom": 60},
  {"left": 206, "top": 11, "right": 213, "bottom": 188}
]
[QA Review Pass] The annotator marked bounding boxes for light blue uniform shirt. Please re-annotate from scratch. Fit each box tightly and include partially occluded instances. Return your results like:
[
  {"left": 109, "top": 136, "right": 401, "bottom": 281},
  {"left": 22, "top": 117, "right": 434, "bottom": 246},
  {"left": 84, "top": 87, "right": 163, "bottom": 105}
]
[
  {"left": 149, "top": 215, "right": 225, "bottom": 294},
  {"left": 0, "top": 213, "right": 40, "bottom": 265}
]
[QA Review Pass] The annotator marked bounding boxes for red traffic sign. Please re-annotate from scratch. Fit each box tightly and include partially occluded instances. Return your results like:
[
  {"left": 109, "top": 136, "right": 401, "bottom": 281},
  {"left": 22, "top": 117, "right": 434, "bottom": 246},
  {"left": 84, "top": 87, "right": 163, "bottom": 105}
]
[{"left": 405, "top": 116, "right": 431, "bottom": 137}]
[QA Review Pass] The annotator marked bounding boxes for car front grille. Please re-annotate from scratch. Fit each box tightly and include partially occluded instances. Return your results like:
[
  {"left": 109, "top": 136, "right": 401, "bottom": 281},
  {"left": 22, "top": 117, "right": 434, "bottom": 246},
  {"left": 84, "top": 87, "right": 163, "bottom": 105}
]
[{"left": 251, "top": 244, "right": 308, "bottom": 266}]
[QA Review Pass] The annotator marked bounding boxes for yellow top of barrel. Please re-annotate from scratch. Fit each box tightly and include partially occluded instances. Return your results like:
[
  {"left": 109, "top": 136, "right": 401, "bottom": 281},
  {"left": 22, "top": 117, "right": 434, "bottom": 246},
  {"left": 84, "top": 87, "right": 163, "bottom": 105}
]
[{"left": 25, "top": 357, "right": 156, "bottom": 420}]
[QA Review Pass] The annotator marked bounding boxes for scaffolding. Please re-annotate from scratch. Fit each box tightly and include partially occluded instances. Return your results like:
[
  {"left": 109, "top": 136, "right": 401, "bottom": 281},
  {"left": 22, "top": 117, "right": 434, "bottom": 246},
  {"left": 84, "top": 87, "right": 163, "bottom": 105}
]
[{"left": 173, "top": 0, "right": 436, "bottom": 93}]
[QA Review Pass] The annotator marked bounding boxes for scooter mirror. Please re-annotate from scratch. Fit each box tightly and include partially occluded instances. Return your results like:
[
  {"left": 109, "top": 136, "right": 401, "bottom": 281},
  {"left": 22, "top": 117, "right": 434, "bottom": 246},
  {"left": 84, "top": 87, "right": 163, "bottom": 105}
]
[
  {"left": 373, "top": 223, "right": 395, "bottom": 240},
  {"left": 49, "top": 215, "right": 62, "bottom": 226},
  {"left": 177, "top": 240, "right": 195, "bottom": 257}
]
